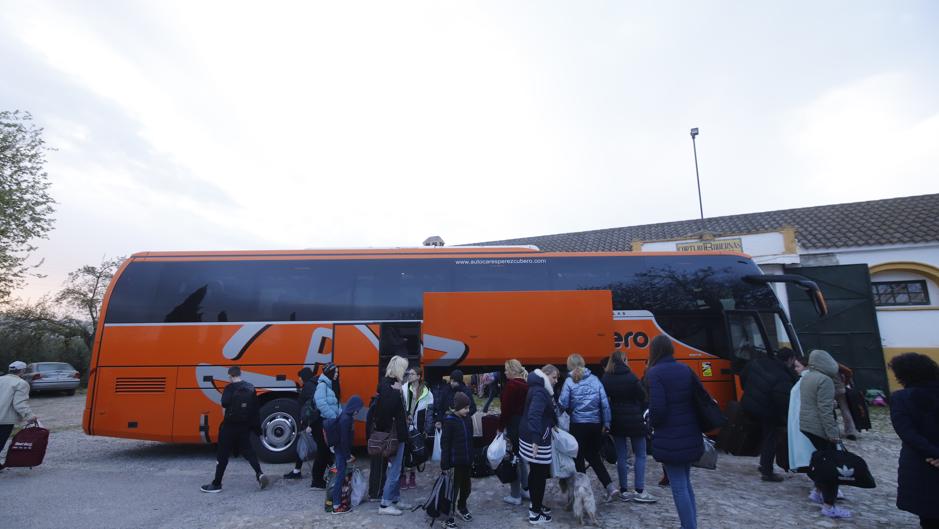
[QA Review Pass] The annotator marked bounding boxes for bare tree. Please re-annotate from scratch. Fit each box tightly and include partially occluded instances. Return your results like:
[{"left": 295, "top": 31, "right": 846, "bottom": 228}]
[{"left": 56, "top": 256, "right": 124, "bottom": 339}]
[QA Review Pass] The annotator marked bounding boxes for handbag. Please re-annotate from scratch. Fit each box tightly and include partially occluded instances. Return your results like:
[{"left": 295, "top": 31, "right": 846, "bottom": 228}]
[
  {"left": 405, "top": 425, "right": 428, "bottom": 467},
  {"left": 692, "top": 435, "right": 718, "bottom": 470},
  {"left": 496, "top": 454, "right": 519, "bottom": 484},
  {"left": 296, "top": 429, "right": 317, "bottom": 461},
  {"left": 367, "top": 418, "right": 399, "bottom": 458},
  {"left": 807, "top": 442, "right": 876, "bottom": 488},
  {"left": 600, "top": 434, "right": 617, "bottom": 465},
  {"left": 692, "top": 377, "right": 727, "bottom": 433}
]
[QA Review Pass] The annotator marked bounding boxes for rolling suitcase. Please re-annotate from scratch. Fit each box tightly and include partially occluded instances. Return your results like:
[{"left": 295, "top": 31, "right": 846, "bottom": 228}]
[{"left": 4, "top": 426, "right": 49, "bottom": 468}]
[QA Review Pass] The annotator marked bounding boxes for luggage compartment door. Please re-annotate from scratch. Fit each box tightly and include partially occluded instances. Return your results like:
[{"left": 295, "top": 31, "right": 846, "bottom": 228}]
[{"left": 422, "top": 290, "right": 613, "bottom": 368}]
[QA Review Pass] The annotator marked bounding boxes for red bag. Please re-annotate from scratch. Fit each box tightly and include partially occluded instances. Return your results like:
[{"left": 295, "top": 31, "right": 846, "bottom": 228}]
[{"left": 4, "top": 426, "right": 49, "bottom": 468}]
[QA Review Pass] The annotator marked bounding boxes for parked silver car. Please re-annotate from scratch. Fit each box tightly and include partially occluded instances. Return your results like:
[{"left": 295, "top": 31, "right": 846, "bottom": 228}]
[{"left": 25, "top": 362, "right": 81, "bottom": 395}]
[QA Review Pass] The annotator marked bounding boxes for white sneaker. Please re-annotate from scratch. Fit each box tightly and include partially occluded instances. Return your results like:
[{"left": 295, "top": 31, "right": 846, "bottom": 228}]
[
  {"left": 504, "top": 495, "right": 523, "bottom": 506},
  {"left": 394, "top": 501, "right": 413, "bottom": 510},
  {"left": 619, "top": 491, "right": 633, "bottom": 502},
  {"left": 632, "top": 491, "right": 657, "bottom": 503},
  {"left": 379, "top": 505, "right": 403, "bottom": 516}
]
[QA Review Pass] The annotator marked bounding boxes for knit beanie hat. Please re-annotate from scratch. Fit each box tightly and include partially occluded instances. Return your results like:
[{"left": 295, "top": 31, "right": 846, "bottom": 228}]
[{"left": 453, "top": 392, "right": 471, "bottom": 412}]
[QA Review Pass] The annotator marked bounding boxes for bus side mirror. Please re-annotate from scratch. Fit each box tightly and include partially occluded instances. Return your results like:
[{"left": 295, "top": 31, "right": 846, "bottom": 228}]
[{"left": 743, "top": 274, "right": 829, "bottom": 317}]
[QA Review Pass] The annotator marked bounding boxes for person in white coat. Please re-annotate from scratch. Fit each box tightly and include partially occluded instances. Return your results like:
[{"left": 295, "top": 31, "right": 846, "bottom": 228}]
[{"left": 1, "top": 361, "right": 39, "bottom": 469}]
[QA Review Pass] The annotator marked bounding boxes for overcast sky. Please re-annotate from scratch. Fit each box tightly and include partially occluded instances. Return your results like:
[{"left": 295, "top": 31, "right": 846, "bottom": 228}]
[{"left": 2, "top": 1, "right": 938, "bottom": 301}]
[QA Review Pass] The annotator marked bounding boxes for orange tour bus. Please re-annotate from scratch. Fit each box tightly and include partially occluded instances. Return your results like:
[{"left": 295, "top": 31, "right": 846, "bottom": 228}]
[{"left": 83, "top": 246, "right": 826, "bottom": 462}]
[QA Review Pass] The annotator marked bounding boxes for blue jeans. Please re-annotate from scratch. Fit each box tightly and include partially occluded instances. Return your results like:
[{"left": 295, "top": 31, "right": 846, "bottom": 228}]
[
  {"left": 509, "top": 457, "right": 530, "bottom": 498},
  {"left": 380, "top": 443, "right": 405, "bottom": 507},
  {"left": 663, "top": 463, "right": 696, "bottom": 529},
  {"left": 332, "top": 447, "right": 348, "bottom": 506},
  {"left": 613, "top": 435, "right": 647, "bottom": 492}
]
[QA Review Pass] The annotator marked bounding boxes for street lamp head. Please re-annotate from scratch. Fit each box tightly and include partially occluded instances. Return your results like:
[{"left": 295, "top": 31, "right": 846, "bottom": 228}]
[{"left": 690, "top": 127, "right": 699, "bottom": 139}]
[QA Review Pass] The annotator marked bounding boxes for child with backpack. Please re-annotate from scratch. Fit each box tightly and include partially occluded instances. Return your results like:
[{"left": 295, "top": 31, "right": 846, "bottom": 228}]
[
  {"left": 326, "top": 395, "right": 364, "bottom": 514},
  {"left": 441, "top": 392, "right": 474, "bottom": 528}
]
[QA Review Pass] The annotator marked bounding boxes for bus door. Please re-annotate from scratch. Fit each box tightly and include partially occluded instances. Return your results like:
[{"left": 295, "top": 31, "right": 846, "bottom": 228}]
[{"left": 725, "top": 310, "right": 774, "bottom": 398}]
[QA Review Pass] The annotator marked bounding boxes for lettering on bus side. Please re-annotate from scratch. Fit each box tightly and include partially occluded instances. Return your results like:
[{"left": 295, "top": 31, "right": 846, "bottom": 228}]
[{"left": 613, "top": 331, "right": 650, "bottom": 349}]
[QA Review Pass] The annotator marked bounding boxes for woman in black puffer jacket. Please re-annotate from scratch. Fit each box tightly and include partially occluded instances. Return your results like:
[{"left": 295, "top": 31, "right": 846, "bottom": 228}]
[{"left": 602, "top": 351, "right": 655, "bottom": 503}]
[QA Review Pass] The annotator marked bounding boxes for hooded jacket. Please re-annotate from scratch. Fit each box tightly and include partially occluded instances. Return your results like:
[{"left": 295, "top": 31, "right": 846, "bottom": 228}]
[
  {"left": 601, "top": 360, "right": 647, "bottom": 437},
  {"left": 337, "top": 395, "right": 363, "bottom": 453},
  {"left": 314, "top": 374, "right": 342, "bottom": 420},
  {"left": 799, "top": 350, "right": 840, "bottom": 440},
  {"left": 519, "top": 370, "right": 556, "bottom": 446},
  {"left": 559, "top": 368, "right": 611, "bottom": 427},
  {"left": 402, "top": 381, "right": 435, "bottom": 435}
]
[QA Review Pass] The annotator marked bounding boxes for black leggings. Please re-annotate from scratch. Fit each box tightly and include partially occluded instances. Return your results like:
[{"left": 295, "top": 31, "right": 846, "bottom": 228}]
[
  {"left": 802, "top": 431, "right": 838, "bottom": 505},
  {"left": 528, "top": 462, "right": 550, "bottom": 512},
  {"left": 570, "top": 422, "right": 612, "bottom": 487},
  {"left": 213, "top": 423, "right": 262, "bottom": 486}
]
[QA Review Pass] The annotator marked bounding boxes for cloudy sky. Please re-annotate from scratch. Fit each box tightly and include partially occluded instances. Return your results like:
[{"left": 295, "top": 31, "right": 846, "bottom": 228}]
[{"left": 2, "top": 1, "right": 938, "bottom": 301}]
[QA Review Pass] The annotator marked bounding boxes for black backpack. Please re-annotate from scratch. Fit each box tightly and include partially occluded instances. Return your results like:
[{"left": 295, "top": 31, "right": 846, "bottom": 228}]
[
  {"left": 226, "top": 382, "right": 258, "bottom": 423},
  {"left": 413, "top": 471, "right": 452, "bottom": 526},
  {"left": 471, "top": 446, "right": 494, "bottom": 478}
]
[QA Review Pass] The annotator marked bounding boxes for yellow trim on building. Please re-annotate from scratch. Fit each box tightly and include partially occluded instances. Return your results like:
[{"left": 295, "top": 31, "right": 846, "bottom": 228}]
[
  {"left": 883, "top": 347, "right": 939, "bottom": 392},
  {"left": 869, "top": 261, "right": 939, "bottom": 286}
]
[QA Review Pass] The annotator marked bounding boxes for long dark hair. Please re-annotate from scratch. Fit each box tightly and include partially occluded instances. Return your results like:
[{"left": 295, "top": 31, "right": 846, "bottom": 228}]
[
  {"left": 889, "top": 352, "right": 939, "bottom": 388},
  {"left": 648, "top": 335, "right": 674, "bottom": 368}
]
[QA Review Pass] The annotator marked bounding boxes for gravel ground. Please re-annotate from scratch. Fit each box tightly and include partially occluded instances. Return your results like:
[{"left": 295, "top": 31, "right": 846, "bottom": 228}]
[{"left": 1, "top": 394, "right": 920, "bottom": 529}]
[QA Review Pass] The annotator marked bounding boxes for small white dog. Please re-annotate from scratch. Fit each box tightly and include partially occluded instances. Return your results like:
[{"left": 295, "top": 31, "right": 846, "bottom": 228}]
[{"left": 559, "top": 472, "right": 599, "bottom": 526}]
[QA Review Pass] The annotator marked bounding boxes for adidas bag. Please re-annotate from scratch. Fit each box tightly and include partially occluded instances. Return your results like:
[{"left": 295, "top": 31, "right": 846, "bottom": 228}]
[
  {"left": 807, "top": 444, "right": 875, "bottom": 488},
  {"left": 414, "top": 471, "right": 452, "bottom": 526}
]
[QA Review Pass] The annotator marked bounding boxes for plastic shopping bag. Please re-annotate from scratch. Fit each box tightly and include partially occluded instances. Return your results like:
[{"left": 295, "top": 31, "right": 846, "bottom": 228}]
[
  {"left": 557, "top": 411, "right": 571, "bottom": 432},
  {"left": 551, "top": 445, "right": 576, "bottom": 478},
  {"left": 432, "top": 428, "right": 442, "bottom": 462},
  {"left": 296, "top": 430, "right": 317, "bottom": 461},
  {"left": 350, "top": 467, "right": 368, "bottom": 506},
  {"left": 487, "top": 433, "right": 507, "bottom": 469},
  {"left": 552, "top": 427, "right": 579, "bottom": 457},
  {"left": 692, "top": 435, "right": 718, "bottom": 470}
]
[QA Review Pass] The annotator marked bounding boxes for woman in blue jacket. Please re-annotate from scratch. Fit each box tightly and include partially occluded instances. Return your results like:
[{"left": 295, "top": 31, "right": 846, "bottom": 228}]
[
  {"left": 519, "top": 365, "right": 559, "bottom": 525},
  {"left": 645, "top": 336, "right": 703, "bottom": 529},
  {"left": 888, "top": 353, "right": 939, "bottom": 529},
  {"left": 559, "top": 353, "right": 616, "bottom": 501},
  {"left": 315, "top": 363, "right": 342, "bottom": 421}
]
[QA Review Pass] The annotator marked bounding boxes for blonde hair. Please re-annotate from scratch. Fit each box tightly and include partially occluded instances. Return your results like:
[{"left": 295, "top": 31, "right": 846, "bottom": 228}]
[
  {"left": 505, "top": 359, "right": 527, "bottom": 380},
  {"left": 567, "top": 353, "right": 586, "bottom": 383},
  {"left": 605, "top": 350, "right": 626, "bottom": 375},
  {"left": 385, "top": 355, "right": 408, "bottom": 381}
]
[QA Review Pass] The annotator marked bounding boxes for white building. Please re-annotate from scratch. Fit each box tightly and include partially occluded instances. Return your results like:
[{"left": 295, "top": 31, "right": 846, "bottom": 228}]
[{"left": 480, "top": 193, "right": 939, "bottom": 391}]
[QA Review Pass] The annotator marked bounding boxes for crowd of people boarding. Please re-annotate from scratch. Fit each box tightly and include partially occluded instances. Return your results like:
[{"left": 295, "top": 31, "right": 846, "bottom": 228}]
[{"left": 184, "top": 343, "right": 939, "bottom": 529}]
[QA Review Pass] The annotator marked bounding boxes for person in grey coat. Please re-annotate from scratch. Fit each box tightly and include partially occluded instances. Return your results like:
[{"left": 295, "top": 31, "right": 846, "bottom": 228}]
[
  {"left": 0, "top": 361, "right": 38, "bottom": 469},
  {"left": 559, "top": 353, "right": 616, "bottom": 501},
  {"left": 799, "top": 350, "right": 850, "bottom": 519}
]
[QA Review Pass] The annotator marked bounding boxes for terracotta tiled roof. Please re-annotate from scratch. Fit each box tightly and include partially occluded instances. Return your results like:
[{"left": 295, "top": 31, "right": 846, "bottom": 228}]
[{"left": 472, "top": 193, "right": 939, "bottom": 252}]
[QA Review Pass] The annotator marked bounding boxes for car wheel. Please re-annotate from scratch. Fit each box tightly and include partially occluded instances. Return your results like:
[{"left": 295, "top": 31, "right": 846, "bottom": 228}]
[
  {"left": 66, "top": 389, "right": 76, "bottom": 396},
  {"left": 251, "top": 397, "right": 300, "bottom": 463}
]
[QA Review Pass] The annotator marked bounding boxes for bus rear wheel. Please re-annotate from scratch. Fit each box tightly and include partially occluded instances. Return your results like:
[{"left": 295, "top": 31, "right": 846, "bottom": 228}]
[{"left": 252, "top": 397, "right": 300, "bottom": 463}]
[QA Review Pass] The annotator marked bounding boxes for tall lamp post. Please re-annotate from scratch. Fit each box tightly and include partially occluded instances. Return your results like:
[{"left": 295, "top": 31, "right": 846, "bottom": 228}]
[{"left": 690, "top": 127, "right": 703, "bottom": 220}]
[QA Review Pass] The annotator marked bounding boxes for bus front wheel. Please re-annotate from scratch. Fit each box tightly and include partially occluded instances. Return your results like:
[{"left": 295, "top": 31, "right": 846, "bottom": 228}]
[{"left": 252, "top": 397, "right": 300, "bottom": 463}]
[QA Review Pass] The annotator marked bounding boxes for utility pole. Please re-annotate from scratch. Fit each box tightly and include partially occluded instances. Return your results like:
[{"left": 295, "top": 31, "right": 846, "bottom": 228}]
[{"left": 690, "top": 127, "right": 703, "bottom": 220}]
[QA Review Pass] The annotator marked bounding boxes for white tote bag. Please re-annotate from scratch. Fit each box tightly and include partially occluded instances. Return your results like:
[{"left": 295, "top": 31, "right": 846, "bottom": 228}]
[
  {"left": 432, "top": 427, "right": 443, "bottom": 462},
  {"left": 551, "top": 445, "right": 576, "bottom": 478}
]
